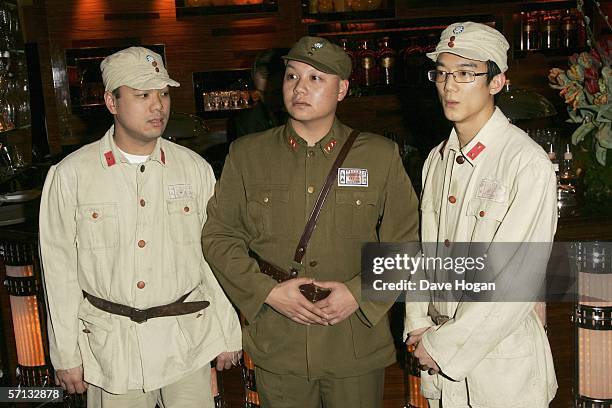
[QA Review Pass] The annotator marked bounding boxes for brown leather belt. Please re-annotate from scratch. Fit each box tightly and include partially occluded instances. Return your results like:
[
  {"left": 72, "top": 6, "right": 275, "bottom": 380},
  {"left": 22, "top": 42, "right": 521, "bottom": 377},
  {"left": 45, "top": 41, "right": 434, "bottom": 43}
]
[{"left": 83, "top": 291, "right": 210, "bottom": 324}]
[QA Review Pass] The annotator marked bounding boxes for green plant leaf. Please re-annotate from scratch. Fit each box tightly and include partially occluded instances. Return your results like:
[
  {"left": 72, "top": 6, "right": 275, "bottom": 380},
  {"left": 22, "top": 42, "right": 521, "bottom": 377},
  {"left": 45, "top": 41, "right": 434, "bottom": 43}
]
[
  {"left": 595, "top": 142, "right": 607, "bottom": 165},
  {"left": 572, "top": 122, "right": 596, "bottom": 144},
  {"left": 595, "top": 122, "right": 612, "bottom": 148},
  {"left": 596, "top": 104, "right": 612, "bottom": 122}
]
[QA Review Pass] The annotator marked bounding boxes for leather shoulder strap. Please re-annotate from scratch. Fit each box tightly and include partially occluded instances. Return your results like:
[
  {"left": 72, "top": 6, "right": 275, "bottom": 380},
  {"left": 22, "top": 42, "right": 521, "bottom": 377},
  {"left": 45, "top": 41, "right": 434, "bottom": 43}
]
[{"left": 290, "top": 129, "right": 360, "bottom": 275}]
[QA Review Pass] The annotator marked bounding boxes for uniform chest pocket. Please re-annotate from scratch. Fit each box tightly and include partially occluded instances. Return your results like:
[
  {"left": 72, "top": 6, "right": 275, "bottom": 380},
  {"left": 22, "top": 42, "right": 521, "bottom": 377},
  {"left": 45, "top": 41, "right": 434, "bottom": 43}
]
[
  {"left": 466, "top": 198, "right": 509, "bottom": 240},
  {"left": 76, "top": 203, "right": 119, "bottom": 250},
  {"left": 167, "top": 198, "right": 201, "bottom": 244},
  {"left": 334, "top": 190, "right": 379, "bottom": 238},
  {"left": 245, "top": 184, "right": 290, "bottom": 237}
]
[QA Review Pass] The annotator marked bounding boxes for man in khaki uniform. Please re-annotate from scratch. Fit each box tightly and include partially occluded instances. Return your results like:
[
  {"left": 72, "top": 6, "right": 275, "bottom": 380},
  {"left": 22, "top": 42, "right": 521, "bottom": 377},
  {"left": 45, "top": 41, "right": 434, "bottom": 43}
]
[
  {"left": 202, "top": 36, "right": 419, "bottom": 408},
  {"left": 39, "top": 47, "right": 241, "bottom": 408},
  {"left": 404, "top": 23, "right": 558, "bottom": 407}
]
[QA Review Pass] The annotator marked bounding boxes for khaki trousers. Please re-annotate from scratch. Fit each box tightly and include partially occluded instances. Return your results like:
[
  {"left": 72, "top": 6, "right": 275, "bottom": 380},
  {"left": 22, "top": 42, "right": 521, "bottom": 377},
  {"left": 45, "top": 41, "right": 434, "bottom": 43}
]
[
  {"left": 86, "top": 365, "right": 214, "bottom": 408},
  {"left": 255, "top": 366, "right": 384, "bottom": 408}
]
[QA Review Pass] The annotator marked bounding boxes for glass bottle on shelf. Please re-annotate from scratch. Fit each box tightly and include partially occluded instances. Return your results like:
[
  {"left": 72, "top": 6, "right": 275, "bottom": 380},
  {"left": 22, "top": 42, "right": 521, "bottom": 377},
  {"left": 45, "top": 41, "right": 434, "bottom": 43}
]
[
  {"left": 548, "top": 143, "right": 559, "bottom": 178},
  {"left": 561, "top": 9, "right": 585, "bottom": 49},
  {"left": 14, "top": 57, "right": 30, "bottom": 127},
  {"left": 357, "top": 39, "right": 377, "bottom": 87},
  {"left": 558, "top": 144, "right": 578, "bottom": 216},
  {"left": 0, "top": 51, "right": 15, "bottom": 132},
  {"left": 522, "top": 11, "right": 540, "bottom": 50},
  {"left": 401, "top": 36, "right": 422, "bottom": 88},
  {"left": 339, "top": 38, "right": 357, "bottom": 83},
  {"left": 317, "top": 0, "right": 333, "bottom": 13},
  {"left": 559, "top": 144, "right": 577, "bottom": 188},
  {"left": 378, "top": 36, "right": 396, "bottom": 86},
  {"left": 308, "top": 0, "right": 318, "bottom": 14},
  {"left": 541, "top": 10, "right": 560, "bottom": 50}
]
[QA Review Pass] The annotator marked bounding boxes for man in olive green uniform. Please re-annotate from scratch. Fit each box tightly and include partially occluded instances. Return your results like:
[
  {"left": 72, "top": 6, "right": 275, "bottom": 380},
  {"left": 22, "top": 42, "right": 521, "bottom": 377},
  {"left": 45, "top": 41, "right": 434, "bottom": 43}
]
[{"left": 202, "top": 36, "right": 419, "bottom": 408}]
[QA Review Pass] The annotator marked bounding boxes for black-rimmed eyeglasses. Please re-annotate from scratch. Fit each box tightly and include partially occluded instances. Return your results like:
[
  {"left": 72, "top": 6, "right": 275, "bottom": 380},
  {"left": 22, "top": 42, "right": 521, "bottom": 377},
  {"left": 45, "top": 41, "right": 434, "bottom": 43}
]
[{"left": 427, "top": 69, "right": 488, "bottom": 83}]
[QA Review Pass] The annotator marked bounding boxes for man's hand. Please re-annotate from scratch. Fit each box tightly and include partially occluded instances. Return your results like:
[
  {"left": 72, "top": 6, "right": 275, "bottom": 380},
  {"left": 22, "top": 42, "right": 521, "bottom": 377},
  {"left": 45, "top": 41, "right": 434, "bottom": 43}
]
[
  {"left": 314, "top": 281, "right": 359, "bottom": 325},
  {"left": 215, "top": 351, "right": 242, "bottom": 371},
  {"left": 265, "top": 278, "right": 329, "bottom": 325},
  {"left": 406, "top": 326, "right": 430, "bottom": 347},
  {"left": 55, "top": 366, "right": 88, "bottom": 394},
  {"left": 414, "top": 341, "right": 440, "bottom": 375}
]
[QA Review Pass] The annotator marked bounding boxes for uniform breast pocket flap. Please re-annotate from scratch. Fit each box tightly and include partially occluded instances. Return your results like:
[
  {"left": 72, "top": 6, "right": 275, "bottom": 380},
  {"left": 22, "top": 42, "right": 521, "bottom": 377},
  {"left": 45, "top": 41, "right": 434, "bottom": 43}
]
[
  {"left": 466, "top": 198, "right": 509, "bottom": 222},
  {"left": 167, "top": 198, "right": 201, "bottom": 244},
  {"left": 246, "top": 185, "right": 289, "bottom": 205},
  {"left": 76, "top": 203, "right": 119, "bottom": 250},
  {"left": 245, "top": 185, "right": 290, "bottom": 235},
  {"left": 335, "top": 190, "right": 379, "bottom": 238}
]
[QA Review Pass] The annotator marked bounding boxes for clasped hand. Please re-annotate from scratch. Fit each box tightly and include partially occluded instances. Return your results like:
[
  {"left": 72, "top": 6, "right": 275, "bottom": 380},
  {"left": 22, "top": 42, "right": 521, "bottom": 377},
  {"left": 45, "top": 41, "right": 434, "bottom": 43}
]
[
  {"left": 406, "top": 327, "right": 440, "bottom": 375},
  {"left": 265, "top": 278, "right": 358, "bottom": 326}
]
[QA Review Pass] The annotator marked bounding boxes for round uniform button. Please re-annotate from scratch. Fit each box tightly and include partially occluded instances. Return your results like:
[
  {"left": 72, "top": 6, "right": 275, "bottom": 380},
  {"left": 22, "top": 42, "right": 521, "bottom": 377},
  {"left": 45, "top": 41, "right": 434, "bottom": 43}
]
[
  {"left": 137, "top": 281, "right": 146, "bottom": 289},
  {"left": 448, "top": 196, "right": 457, "bottom": 204},
  {"left": 140, "top": 165, "right": 145, "bottom": 173},
  {"left": 184, "top": 206, "right": 190, "bottom": 213},
  {"left": 263, "top": 197, "right": 269, "bottom": 203},
  {"left": 92, "top": 212, "right": 98, "bottom": 219},
  {"left": 138, "top": 240, "right": 146, "bottom": 248},
  {"left": 456, "top": 156, "right": 465, "bottom": 164},
  {"left": 356, "top": 199, "right": 362, "bottom": 206},
  {"left": 140, "top": 199, "right": 146, "bottom": 207},
  {"left": 444, "top": 239, "right": 451, "bottom": 247},
  {"left": 309, "top": 260, "right": 318, "bottom": 267},
  {"left": 307, "top": 151, "right": 314, "bottom": 158},
  {"left": 307, "top": 186, "right": 315, "bottom": 194},
  {"left": 82, "top": 328, "right": 91, "bottom": 334},
  {"left": 479, "top": 210, "right": 486, "bottom": 217}
]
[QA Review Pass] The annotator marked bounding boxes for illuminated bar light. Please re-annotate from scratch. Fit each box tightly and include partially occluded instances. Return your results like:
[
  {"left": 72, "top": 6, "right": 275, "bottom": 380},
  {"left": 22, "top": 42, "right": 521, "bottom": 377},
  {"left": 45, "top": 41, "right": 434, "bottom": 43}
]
[
  {"left": 1, "top": 240, "right": 52, "bottom": 386},
  {"left": 574, "top": 242, "right": 612, "bottom": 408}
]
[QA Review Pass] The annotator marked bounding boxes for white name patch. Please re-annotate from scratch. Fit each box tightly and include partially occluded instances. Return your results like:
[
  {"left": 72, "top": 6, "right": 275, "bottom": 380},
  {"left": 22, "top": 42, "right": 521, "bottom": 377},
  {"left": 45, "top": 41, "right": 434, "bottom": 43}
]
[
  {"left": 167, "top": 184, "right": 194, "bottom": 199},
  {"left": 475, "top": 179, "right": 507, "bottom": 203},
  {"left": 338, "top": 168, "right": 368, "bottom": 187}
]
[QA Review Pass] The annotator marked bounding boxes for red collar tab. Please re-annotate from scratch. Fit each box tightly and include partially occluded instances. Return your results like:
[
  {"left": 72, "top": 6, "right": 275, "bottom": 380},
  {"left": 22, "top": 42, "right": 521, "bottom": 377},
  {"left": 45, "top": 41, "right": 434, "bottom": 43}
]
[
  {"left": 466, "top": 142, "right": 486, "bottom": 160},
  {"left": 104, "top": 151, "right": 116, "bottom": 167},
  {"left": 324, "top": 139, "right": 337, "bottom": 153},
  {"left": 160, "top": 148, "right": 166, "bottom": 164},
  {"left": 288, "top": 136, "right": 298, "bottom": 151}
]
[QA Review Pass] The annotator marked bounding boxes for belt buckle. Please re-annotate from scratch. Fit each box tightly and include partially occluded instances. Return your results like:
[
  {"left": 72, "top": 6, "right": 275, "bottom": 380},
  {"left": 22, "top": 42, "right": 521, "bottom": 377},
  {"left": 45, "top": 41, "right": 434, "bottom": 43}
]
[{"left": 130, "top": 308, "right": 148, "bottom": 324}]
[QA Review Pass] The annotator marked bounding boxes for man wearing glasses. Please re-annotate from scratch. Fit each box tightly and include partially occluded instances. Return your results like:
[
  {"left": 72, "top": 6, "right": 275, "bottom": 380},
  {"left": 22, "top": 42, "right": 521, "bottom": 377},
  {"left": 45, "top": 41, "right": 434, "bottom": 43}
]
[{"left": 404, "top": 22, "right": 558, "bottom": 407}]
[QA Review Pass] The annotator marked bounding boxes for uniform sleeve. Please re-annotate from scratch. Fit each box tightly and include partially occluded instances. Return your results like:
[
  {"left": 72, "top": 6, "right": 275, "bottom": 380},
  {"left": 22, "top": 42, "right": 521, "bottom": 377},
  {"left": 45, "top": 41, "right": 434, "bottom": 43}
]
[
  {"left": 198, "top": 160, "right": 242, "bottom": 351},
  {"left": 39, "top": 165, "right": 83, "bottom": 370},
  {"left": 421, "top": 158, "right": 558, "bottom": 381},
  {"left": 345, "top": 142, "right": 420, "bottom": 327},
  {"left": 404, "top": 149, "right": 437, "bottom": 339},
  {"left": 201, "top": 143, "right": 278, "bottom": 324}
]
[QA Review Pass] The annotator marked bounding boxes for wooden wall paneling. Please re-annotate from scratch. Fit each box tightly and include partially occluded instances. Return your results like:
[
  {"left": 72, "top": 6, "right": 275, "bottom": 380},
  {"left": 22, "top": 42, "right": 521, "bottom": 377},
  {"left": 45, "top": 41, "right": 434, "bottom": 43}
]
[{"left": 38, "top": 0, "right": 305, "bottom": 146}]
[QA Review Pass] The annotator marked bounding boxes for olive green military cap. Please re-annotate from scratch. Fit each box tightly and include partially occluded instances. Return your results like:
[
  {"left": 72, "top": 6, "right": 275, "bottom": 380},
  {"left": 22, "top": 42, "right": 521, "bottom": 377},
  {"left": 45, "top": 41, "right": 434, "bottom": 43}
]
[
  {"left": 283, "top": 36, "right": 352, "bottom": 80},
  {"left": 101, "top": 46, "right": 180, "bottom": 92}
]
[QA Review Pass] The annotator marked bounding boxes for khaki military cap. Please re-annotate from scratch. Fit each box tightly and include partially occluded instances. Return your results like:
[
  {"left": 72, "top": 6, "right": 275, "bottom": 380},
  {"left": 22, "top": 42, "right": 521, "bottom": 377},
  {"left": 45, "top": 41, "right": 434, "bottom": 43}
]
[
  {"left": 283, "top": 36, "right": 352, "bottom": 80},
  {"left": 427, "top": 22, "right": 509, "bottom": 72},
  {"left": 101, "top": 46, "right": 180, "bottom": 92}
]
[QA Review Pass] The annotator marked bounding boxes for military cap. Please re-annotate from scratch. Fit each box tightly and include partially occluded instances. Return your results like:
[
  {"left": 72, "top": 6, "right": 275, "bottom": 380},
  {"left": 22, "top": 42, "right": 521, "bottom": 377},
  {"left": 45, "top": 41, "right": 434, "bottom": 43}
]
[
  {"left": 427, "top": 22, "right": 510, "bottom": 72},
  {"left": 101, "top": 46, "right": 180, "bottom": 92},
  {"left": 283, "top": 36, "right": 352, "bottom": 80}
]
